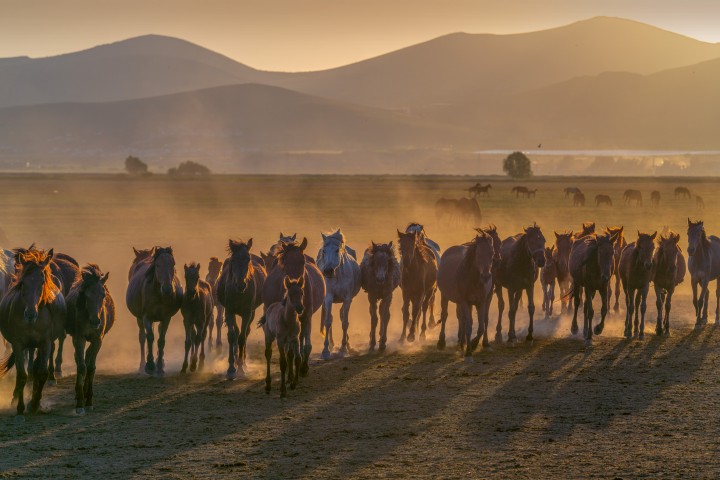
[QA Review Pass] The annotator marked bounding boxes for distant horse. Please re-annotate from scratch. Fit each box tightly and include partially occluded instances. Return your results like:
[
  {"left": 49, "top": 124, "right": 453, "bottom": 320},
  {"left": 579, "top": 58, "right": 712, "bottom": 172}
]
[
  {"left": 436, "top": 232, "right": 495, "bottom": 359},
  {"left": 623, "top": 190, "right": 643, "bottom": 206},
  {"left": 619, "top": 231, "right": 657, "bottom": 339},
  {"left": 205, "top": 256, "right": 224, "bottom": 350},
  {"left": 0, "top": 249, "right": 66, "bottom": 417},
  {"left": 573, "top": 192, "right": 586, "bottom": 207},
  {"left": 527, "top": 189, "right": 538, "bottom": 198},
  {"left": 552, "top": 231, "right": 574, "bottom": 313},
  {"left": 686, "top": 219, "right": 720, "bottom": 326},
  {"left": 606, "top": 226, "right": 627, "bottom": 313},
  {"left": 568, "top": 232, "right": 618, "bottom": 344},
  {"left": 317, "top": 229, "right": 361, "bottom": 359},
  {"left": 512, "top": 186, "right": 529, "bottom": 198},
  {"left": 259, "top": 276, "right": 304, "bottom": 397},
  {"left": 361, "top": 242, "right": 400, "bottom": 352},
  {"left": 653, "top": 233, "right": 686, "bottom": 336},
  {"left": 468, "top": 183, "right": 492, "bottom": 197},
  {"left": 65, "top": 264, "right": 114, "bottom": 414},
  {"left": 595, "top": 195, "right": 612, "bottom": 207},
  {"left": 217, "top": 239, "right": 266, "bottom": 378},
  {"left": 181, "top": 263, "right": 213, "bottom": 373},
  {"left": 263, "top": 238, "right": 325, "bottom": 376},
  {"left": 540, "top": 247, "right": 557, "bottom": 318},
  {"left": 397, "top": 228, "right": 438, "bottom": 343},
  {"left": 495, "top": 224, "right": 546, "bottom": 344},
  {"left": 650, "top": 191, "right": 661, "bottom": 208},
  {"left": 675, "top": 186, "right": 691, "bottom": 199},
  {"left": 126, "top": 246, "right": 183, "bottom": 375},
  {"left": 435, "top": 198, "right": 482, "bottom": 224},
  {"left": 696, "top": 196, "right": 705, "bottom": 210},
  {"left": 564, "top": 187, "right": 582, "bottom": 198}
]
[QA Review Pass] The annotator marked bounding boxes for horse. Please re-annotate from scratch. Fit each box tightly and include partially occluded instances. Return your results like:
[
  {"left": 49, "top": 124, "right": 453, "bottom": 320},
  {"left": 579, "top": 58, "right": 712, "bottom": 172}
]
[
  {"left": 512, "top": 186, "right": 529, "bottom": 198},
  {"left": 0, "top": 248, "right": 14, "bottom": 301},
  {"left": 527, "top": 189, "right": 538, "bottom": 198},
  {"left": 436, "top": 232, "right": 495, "bottom": 360},
  {"left": 205, "top": 256, "right": 224, "bottom": 350},
  {"left": 65, "top": 264, "right": 114, "bottom": 415},
  {"left": 653, "top": 233, "right": 686, "bottom": 336},
  {"left": 696, "top": 196, "right": 705, "bottom": 210},
  {"left": 268, "top": 232, "right": 297, "bottom": 257},
  {"left": 595, "top": 195, "right": 612, "bottom": 207},
  {"left": 686, "top": 219, "right": 720, "bottom": 327},
  {"left": 573, "top": 192, "right": 586, "bottom": 207},
  {"left": 264, "top": 233, "right": 316, "bottom": 273},
  {"left": 495, "top": 224, "right": 546, "bottom": 344},
  {"left": 475, "top": 225, "right": 503, "bottom": 344},
  {"left": 619, "top": 231, "right": 657, "bottom": 339},
  {"left": 406, "top": 222, "right": 440, "bottom": 328},
  {"left": 259, "top": 276, "right": 304, "bottom": 397},
  {"left": 606, "top": 226, "right": 627, "bottom": 313},
  {"left": 540, "top": 247, "right": 557, "bottom": 318},
  {"left": 181, "top": 263, "right": 213, "bottom": 373},
  {"left": 435, "top": 198, "right": 482, "bottom": 224},
  {"left": 564, "top": 187, "right": 582, "bottom": 198},
  {"left": 262, "top": 238, "right": 325, "bottom": 376},
  {"left": 128, "top": 247, "right": 154, "bottom": 281},
  {"left": 674, "top": 186, "right": 691, "bottom": 199},
  {"left": 468, "top": 183, "right": 491, "bottom": 197},
  {"left": 0, "top": 249, "right": 66, "bottom": 417},
  {"left": 397, "top": 228, "right": 438, "bottom": 343},
  {"left": 316, "top": 229, "right": 361, "bottom": 359},
  {"left": 650, "top": 191, "right": 661, "bottom": 208},
  {"left": 217, "top": 239, "right": 267, "bottom": 378},
  {"left": 126, "top": 246, "right": 183, "bottom": 375},
  {"left": 578, "top": 222, "right": 595, "bottom": 238},
  {"left": 568, "top": 232, "right": 618, "bottom": 345},
  {"left": 360, "top": 242, "right": 401, "bottom": 352},
  {"left": 552, "top": 231, "right": 574, "bottom": 313},
  {"left": 623, "top": 190, "right": 643, "bottom": 206}
]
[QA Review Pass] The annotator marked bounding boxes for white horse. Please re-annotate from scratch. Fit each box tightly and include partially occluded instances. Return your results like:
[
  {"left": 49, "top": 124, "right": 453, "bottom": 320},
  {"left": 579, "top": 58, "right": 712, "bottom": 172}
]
[{"left": 317, "top": 229, "right": 361, "bottom": 358}]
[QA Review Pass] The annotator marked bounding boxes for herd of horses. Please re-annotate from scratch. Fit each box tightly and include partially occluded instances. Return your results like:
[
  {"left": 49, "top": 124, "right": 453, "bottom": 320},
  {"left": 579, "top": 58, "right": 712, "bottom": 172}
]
[{"left": 560, "top": 186, "right": 704, "bottom": 209}]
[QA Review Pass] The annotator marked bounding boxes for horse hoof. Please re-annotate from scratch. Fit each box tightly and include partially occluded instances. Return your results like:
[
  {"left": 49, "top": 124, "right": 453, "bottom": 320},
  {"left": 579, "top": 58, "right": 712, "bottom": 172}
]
[
  {"left": 48, "top": 379, "right": 56, "bottom": 387},
  {"left": 75, "top": 408, "right": 85, "bottom": 416},
  {"left": 265, "top": 386, "right": 271, "bottom": 394},
  {"left": 464, "top": 355, "right": 474, "bottom": 364},
  {"left": 14, "top": 415, "right": 25, "bottom": 423},
  {"left": 420, "top": 332, "right": 426, "bottom": 341},
  {"left": 507, "top": 337, "right": 517, "bottom": 346},
  {"left": 378, "top": 344, "right": 387, "bottom": 353},
  {"left": 570, "top": 325, "right": 579, "bottom": 335},
  {"left": 144, "top": 362, "right": 156, "bottom": 375},
  {"left": 55, "top": 370, "right": 63, "bottom": 379},
  {"left": 368, "top": 345, "right": 376, "bottom": 353},
  {"left": 290, "top": 383, "right": 297, "bottom": 390},
  {"left": 300, "top": 364, "right": 309, "bottom": 377},
  {"left": 483, "top": 344, "right": 493, "bottom": 352},
  {"left": 407, "top": 334, "right": 415, "bottom": 343},
  {"left": 437, "top": 338, "right": 446, "bottom": 351},
  {"left": 695, "top": 323, "right": 704, "bottom": 330},
  {"left": 226, "top": 370, "right": 237, "bottom": 380},
  {"left": 190, "top": 363, "right": 197, "bottom": 373},
  {"left": 155, "top": 369, "right": 165, "bottom": 377},
  {"left": 525, "top": 337, "right": 534, "bottom": 346},
  {"left": 585, "top": 338, "right": 593, "bottom": 347},
  {"left": 321, "top": 350, "right": 331, "bottom": 361},
  {"left": 593, "top": 325, "right": 604, "bottom": 335},
  {"left": 639, "top": 333, "right": 645, "bottom": 340},
  {"left": 180, "top": 368, "right": 187, "bottom": 374},
  {"left": 494, "top": 334, "right": 503, "bottom": 344},
  {"left": 664, "top": 330, "right": 670, "bottom": 337}
]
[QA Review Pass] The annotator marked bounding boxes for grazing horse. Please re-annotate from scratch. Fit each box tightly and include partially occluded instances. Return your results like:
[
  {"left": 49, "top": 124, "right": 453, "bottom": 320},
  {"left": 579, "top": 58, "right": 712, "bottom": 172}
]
[
  {"left": 650, "top": 190, "right": 661, "bottom": 208},
  {"left": 653, "top": 233, "right": 686, "bottom": 336},
  {"left": 527, "top": 189, "right": 538, "bottom": 198},
  {"left": 623, "top": 189, "right": 643, "bottom": 206},
  {"left": 619, "top": 231, "right": 657, "bottom": 339},
  {"left": 126, "top": 246, "right": 182, "bottom": 375},
  {"left": 675, "top": 186, "right": 691, "bottom": 199},
  {"left": 259, "top": 276, "right": 304, "bottom": 397},
  {"left": 595, "top": 195, "right": 612, "bottom": 206},
  {"left": 540, "top": 247, "right": 557, "bottom": 318},
  {"left": 564, "top": 187, "right": 582, "bottom": 198},
  {"left": 0, "top": 249, "right": 66, "bottom": 417},
  {"left": 181, "top": 263, "right": 213, "bottom": 373},
  {"left": 436, "top": 233, "right": 495, "bottom": 359},
  {"left": 217, "top": 239, "right": 266, "bottom": 378},
  {"left": 317, "top": 229, "right": 361, "bottom": 359},
  {"left": 686, "top": 219, "right": 720, "bottom": 326},
  {"left": 263, "top": 238, "right": 325, "bottom": 376},
  {"left": 495, "top": 224, "right": 546, "bottom": 344},
  {"left": 568, "top": 232, "right": 618, "bottom": 344},
  {"left": 205, "top": 257, "right": 224, "bottom": 350},
  {"left": 65, "top": 264, "right": 114, "bottom": 414},
  {"left": 468, "top": 183, "right": 492, "bottom": 197},
  {"left": 397, "top": 229, "right": 438, "bottom": 343},
  {"left": 512, "top": 186, "right": 529, "bottom": 198},
  {"left": 573, "top": 192, "right": 586, "bottom": 206},
  {"left": 696, "top": 196, "right": 705, "bottom": 210},
  {"left": 606, "top": 226, "right": 627, "bottom": 313},
  {"left": 361, "top": 242, "right": 400, "bottom": 352}
]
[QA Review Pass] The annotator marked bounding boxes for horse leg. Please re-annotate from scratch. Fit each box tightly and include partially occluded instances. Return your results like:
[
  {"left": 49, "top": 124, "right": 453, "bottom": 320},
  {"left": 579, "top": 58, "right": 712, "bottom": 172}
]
[
  {"left": 156, "top": 318, "right": 171, "bottom": 376},
  {"left": 407, "top": 297, "right": 421, "bottom": 343},
  {"left": 549, "top": 283, "right": 556, "bottom": 317},
  {"left": 190, "top": 324, "right": 199, "bottom": 372},
  {"left": 339, "top": 298, "right": 352, "bottom": 355},
  {"left": 427, "top": 290, "right": 437, "bottom": 329},
  {"left": 507, "top": 289, "right": 520, "bottom": 344},
  {"left": 136, "top": 317, "right": 146, "bottom": 373},
  {"left": 264, "top": 333, "right": 273, "bottom": 393},
  {"left": 207, "top": 311, "right": 214, "bottom": 352},
  {"left": 614, "top": 273, "right": 621, "bottom": 313},
  {"left": 459, "top": 302, "right": 473, "bottom": 361},
  {"left": 47, "top": 342, "right": 56, "bottom": 386},
  {"left": 198, "top": 322, "right": 207, "bottom": 371},
  {"left": 12, "top": 343, "right": 27, "bottom": 417},
  {"left": 542, "top": 284, "right": 548, "bottom": 317},
  {"left": 379, "top": 295, "right": 392, "bottom": 352},
  {"left": 279, "top": 340, "right": 288, "bottom": 398},
  {"left": 238, "top": 310, "right": 253, "bottom": 371},
  {"left": 321, "top": 297, "right": 333, "bottom": 360},
  {"left": 623, "top": 287, "right": 633, "bottom": 339},
  {"left": 368, "top": 297, "right": 379, "bottom": 352},
  {"left": 419, "top": 291, "right": 432, "bottom": 341},
  {"left": 83, "top": 338, "right": 101, "bottom": 412},
  {"left": 181, "top": 318, "right": 192, "bottom": 373},
  {"left": 715, "top": 281, "right": 720, "bottom": 325},
  {"left": 655, "top": 285, "right": 664, "bottom": 336},
  {"left": 664, "top": 288, "right": 674, "bottom": 336},
  {"left": 470, "top": 302, "right": 485, "bottom": 351},
  {"left": 73, "top": 336, "right": 87, "bottom": 414},
  {"left": 584, "top": 289, "right": 595, "bottom": 345},
  {"left": 143, "top": 316, "right": 156, "bottom": 374},
  {"left": 225, "top": 312, "right": 239, "bottom": 379},
  {"left": 691, "top": 278, "right": 701, "bottom": 327},
  {"left": 526, "top": 286, "right": 536, "bottom": 343},
  {"left": 701, "top": 280, "right": 710, "bottom": 325},
  {"left": 437, "top": 294, "right": 449, "bottom": 350},
  {"left": 633, "top": 290, "right": 642, "bottom": 338},
  {"left": 639, "top": 285, "right": 649, "bottom": 339},
  {"left": 594, "top": 285, "right": 609, "bottom": 336},
  {"left": 400, "top": 291, "right": 410, "bottom": 343},
  {"left": 215, "top": 304, "right": 224, "bottom": 349},
  {"left": 28, "top": 341, "right": 50, "bottom": 414},
  {"left": 300, "top": 310, "right": 312, "bottom": 376},
  {"left": 571, "top": 286, "right": 581, "bottom": 335},
  {"left": 54, "top": 335, "right": 64, "bottom": 379},
  {"left": 495, "top": 286, "right": 505, "bottom": 344}
]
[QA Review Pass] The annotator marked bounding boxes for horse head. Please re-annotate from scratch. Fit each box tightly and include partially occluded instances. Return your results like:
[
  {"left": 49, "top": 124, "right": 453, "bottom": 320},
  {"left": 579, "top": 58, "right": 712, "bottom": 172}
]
[
  {"left": 228, "top": 239, "right": 253, "bottom": 291},
  {"left": 16, "top": 248, "right": 57, "bottom": 323},
  {"left": 152, "top": 247, "right": 176, "bottom": 296},
  {"left": 524, "top": 224, "right": 546, "bottom": 268},
  {"left": 78, "top": 264, "right": 109, "bottom": 329},
  {"left": 283, "top": 275, "right": 305, "bottom": 316},
  {"left": 687, "top": 218, "right": 706, "bottom": 257}
]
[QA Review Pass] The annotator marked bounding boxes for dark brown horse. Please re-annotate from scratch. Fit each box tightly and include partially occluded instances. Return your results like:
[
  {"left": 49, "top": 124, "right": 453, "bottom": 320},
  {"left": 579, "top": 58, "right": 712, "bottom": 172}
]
[
  {"left": 495, "top": 224, "right": 546, "bottom": 344},
  {"left": 564, "top": 187, "right": 582, "bottom": 198},
  {"left": 674, "top": 186, "right": 691, "bottom": 199},
  {"left": 181, "top": 263, "right": 214, "bottom": 373},
  {"left": 468, "top": 183, "right": 492, "bottom": 197},
  {"left": 262, "top": 238, "right": 325, "bottom": 375},
  {"left": 217, "top": 239, "right": 266, "bottom": 378},
  {"left": 650, "top": 190, "right": 661, "bottom": 208},
  {"left": 595, "top": 194, "right": 612, "bottom": 206},
  {"left": 205, "top": 256, "right": 224, "bottom": 350},
  {"left": 553, "top": 231, "right": 574, "bottom": 313},
  {"left": 128, "top": 247, "right": 154, "bottom": 281},
  {"left": 686, "top": 219, "right": 720, "bottom": 326},
  {"left": 623, "top": 190, "right": 643, "bottom": 206},
  {"left": 126, "top": 246, "right": 183, "bottom": 375},
  {"left": 397, "top": 229, "right": 438, "bottom": 343},
  {"left": 475, "top": 225, "right": 503, "bottom": 344},
  {"left": 619, "top": 231, "right": 657, "bottom": 339},
  {"left": 606, "top": 226, "right": 627, "bottom": 313},
  {"left": 540, "top": 247, "right": 557, "bottom": 317},
  {"left": 0, "top": 249, "right": 66, "bottom": 417},
  {"left": 360, "top": 242, "right": 400, "bottom": 352},
  {"left": 653, "top": 233, "right": 686, "bottom": 336},
  {"left": 512, "top": 186, "right": 529, "bottom": 198},
  {"left": 436, "top": 233, "right": 496, "bottom": 359},
  {"left": 65, "top": 264, "right": 114, "bottom": 414},
  {"left": 573, "top": 192, "right": 586, "bottom": 206},
  {"left": 578, "top": 222, "right": 595, "bottom": 238}
]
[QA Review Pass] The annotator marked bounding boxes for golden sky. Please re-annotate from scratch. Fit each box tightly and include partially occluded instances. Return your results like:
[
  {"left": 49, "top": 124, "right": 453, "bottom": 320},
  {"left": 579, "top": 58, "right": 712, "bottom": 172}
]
[{"left": 2, "top": 0, "right": 718, "bottom": 71}]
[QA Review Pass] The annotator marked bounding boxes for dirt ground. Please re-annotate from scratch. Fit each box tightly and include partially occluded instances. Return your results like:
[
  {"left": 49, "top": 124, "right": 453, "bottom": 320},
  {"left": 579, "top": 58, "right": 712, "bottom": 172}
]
[{"left": 1, "top": 175, "right": 719, "bottom": 478}]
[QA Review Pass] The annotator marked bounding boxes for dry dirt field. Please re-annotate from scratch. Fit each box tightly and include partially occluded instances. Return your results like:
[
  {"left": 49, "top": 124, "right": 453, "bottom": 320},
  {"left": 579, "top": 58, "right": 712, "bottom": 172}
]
[{"left": 1, "top": 174, "right": 720, "bottom": 479}]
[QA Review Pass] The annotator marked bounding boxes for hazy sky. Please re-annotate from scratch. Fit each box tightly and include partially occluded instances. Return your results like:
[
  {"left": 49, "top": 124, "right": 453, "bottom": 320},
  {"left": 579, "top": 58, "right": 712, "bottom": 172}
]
[{"left": 2, "top": 0, "right": 719, "bottom": 71}]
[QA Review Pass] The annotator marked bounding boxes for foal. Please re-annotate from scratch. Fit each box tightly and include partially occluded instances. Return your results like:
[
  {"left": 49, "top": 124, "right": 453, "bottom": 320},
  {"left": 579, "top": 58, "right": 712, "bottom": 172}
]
[
  {"left": 181, "top": 263, "right": 214, "bottom": 373},
  {"left": 540, "top": 247, "right": 557, "bottom": 317},
  {"left": 619, "top": 231, "right": 657, "bottom": 339}
]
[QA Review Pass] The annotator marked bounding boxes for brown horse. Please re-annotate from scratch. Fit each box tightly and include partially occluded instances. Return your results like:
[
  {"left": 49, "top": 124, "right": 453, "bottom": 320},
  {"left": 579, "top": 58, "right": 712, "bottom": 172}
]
[
  {"left": 650, "top": 191, "right": 661, "bottom": 208},
  {"left": 397, "top": 229, "right": 438, "bottom": 343},
  {"left": 623, "top": 190, "right": 643, "bottom": 206},
  {"left": 474, "top": 225, "right": 503, "bottom": 345},
  {"left": 495, "top": 224, "right": 546, "bottom": 344},
  {"left": 573, "top": 192, "right": 586, "bottom": 206},
  {"left": 595, "top": 195, "right": 612, "bottom": 207},
  {"left": 262, "top": 238, "right": 325, "bottom": 376},
  {"left": 128, "top": 247, "right": 154, "bottom": 281},
  {"left": 205, "top": 256, "right": 224, "bottom": 350},
  {"left": 126, "top": 246, "right": 183, "bottom": 375},
  {"left": 512, "top": 186, "right": 529, "bottom": 198},
  {"left": 606, "top": 226, "right": 627, "bottom": 313},
  {"left": 619, "top": 231, "right": 657, "bottom": 339},
  {"left": 540, "top": 247, "right": 557, "bottom": 318},
  {"left": 436, "top": 232, "right": 495, "bottom": 359},
  {"left": 527, "top": 189, "right": 538, "bottom": 198},
  {"left": 553, "top": 231, "right": 574, "bottom": 313},
  {"left": 435, "top": 198, "right": 482, "bottom": 224},
  {"left": 578, "top": 222, "right": 595, "bottom": 238},
  {"left": 674, "top": 186, "right": 691, "bottom": 199},
  {"left": 217, "top": 239, "right": 266, "bottom": 378},
  {"left": 653, "top": 233, "right": 686, "bottom": 336},
  {"left": 468, "top": 183, "right": 492, "bottom": 197},
  {"left": 686, "top": 219, "right": 720, "bottom": 326},
  {"left": 0, "top": 249, "right": 66, "bottom": 417},
  {"left": 181, "top": 263, "right": 214, "bottom": 373},
  {"left": 65, "top": 264, "right": 114, "bottom": 414},
  {"left": 696, "top": 196, "right": 705, "bottom": 210},
  {"left": 564, "top": 187, "right": 582, "bottom": 198},
  {"left": 360, "top": 242, "right": 400, "bottom": 352}
]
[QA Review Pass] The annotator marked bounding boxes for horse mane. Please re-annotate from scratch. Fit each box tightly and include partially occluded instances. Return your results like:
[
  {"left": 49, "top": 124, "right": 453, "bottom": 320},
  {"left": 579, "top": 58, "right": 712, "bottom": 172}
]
[
  {"left": 145, "top": 246, "right": 173, "bottom": 280},
  {"left": 11, "top": 249, "right": 60, "bottom": 304},
  {"left": 276, "top": 240, "right": 304, "bottom": 268},
  {"left": 461, "top": 233, "right": 492, "bottom": 274},
  {"left": 398, "top": 233, "right": 435, "bottom": 263}
]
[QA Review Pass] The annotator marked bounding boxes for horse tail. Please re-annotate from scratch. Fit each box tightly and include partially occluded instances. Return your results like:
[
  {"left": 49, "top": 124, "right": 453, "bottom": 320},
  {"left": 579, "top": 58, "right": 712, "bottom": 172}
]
[
  {"left": 257, "top": 314, "right": 267, "bottom": 328},
  {"left": 0, "top": 351, "right": 16, "bottom": 379}
]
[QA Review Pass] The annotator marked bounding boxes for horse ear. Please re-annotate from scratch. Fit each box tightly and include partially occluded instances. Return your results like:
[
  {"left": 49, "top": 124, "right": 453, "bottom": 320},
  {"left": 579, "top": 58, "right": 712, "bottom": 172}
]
[
  {"left": 299, "top": 237, "right": 308, "bottom": 252},
  {"left": 283, "top": 275, "right": 290, "bottom": 289},
  {"left": 279, "top": 232, "right": 284, "bottom": 239},
  {"left": 247, "top": 238, "right": 253, "bottom": 250},
  {"left": 46, "top": 248, "right": 54, "bottom": 262},
  {"left": 650, "top": 231, "right": 657, "bottom": 240},
  {"left": 101, "top": 272, "right": 110, "bottom": 285},
  {"left": 133, "top": 247, "right": 139, "bottom": 256},
  {"left": 321, "top": 232, "right": 327, "bottom": 242},
  {"left": 291, "top": 233, "right": 296, "bottom": 241},
  {"left": 688, "top": 218, "right": 692, "bottom": 226},
  {"left": 397, "top": 229, "right": 403, "bottom": 239},
  {"left": 554, "top": 231, "right": 560, "bottom": 240},
  {"left": 619, "top": 226, "right": 624, "bottom": 233},
  {"left": 637, "top": 229, "right": 641, "bottom": 238},
  {"left": 388, "top": 241, "right": 393, "bottom": 249},
  {"left": 371, "top": 241, "right": 377, "bottom": 250}
]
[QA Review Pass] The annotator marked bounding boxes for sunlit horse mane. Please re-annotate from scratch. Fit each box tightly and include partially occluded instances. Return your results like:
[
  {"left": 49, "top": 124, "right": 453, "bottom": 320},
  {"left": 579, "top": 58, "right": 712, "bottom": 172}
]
[
  {"left": 11, "top": 249, "right": 60, "bottom": 304},
  {"left": 276, "top": 240, "right": 306, "bottom": 268},
  {"left": 144, "top": 246, "right": 174, "bottom": 280},
  {"left": 74, "top": 263, "right": 104, "bottom": 290},
  {"left": 398, "top": 230, "right": 435, "bottom": 263}
]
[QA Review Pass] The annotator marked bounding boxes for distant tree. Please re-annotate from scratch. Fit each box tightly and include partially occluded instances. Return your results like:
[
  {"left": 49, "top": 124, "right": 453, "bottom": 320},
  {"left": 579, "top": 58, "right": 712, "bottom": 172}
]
[
  {"left": 502, "top": 151, "right": 533, "bottom": 179},
  {"left": 125, "top": 155, "right": 148, "bottom": 175},
  {"left": 168, "top": 161, "right": 211, "bottom": 176}
]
